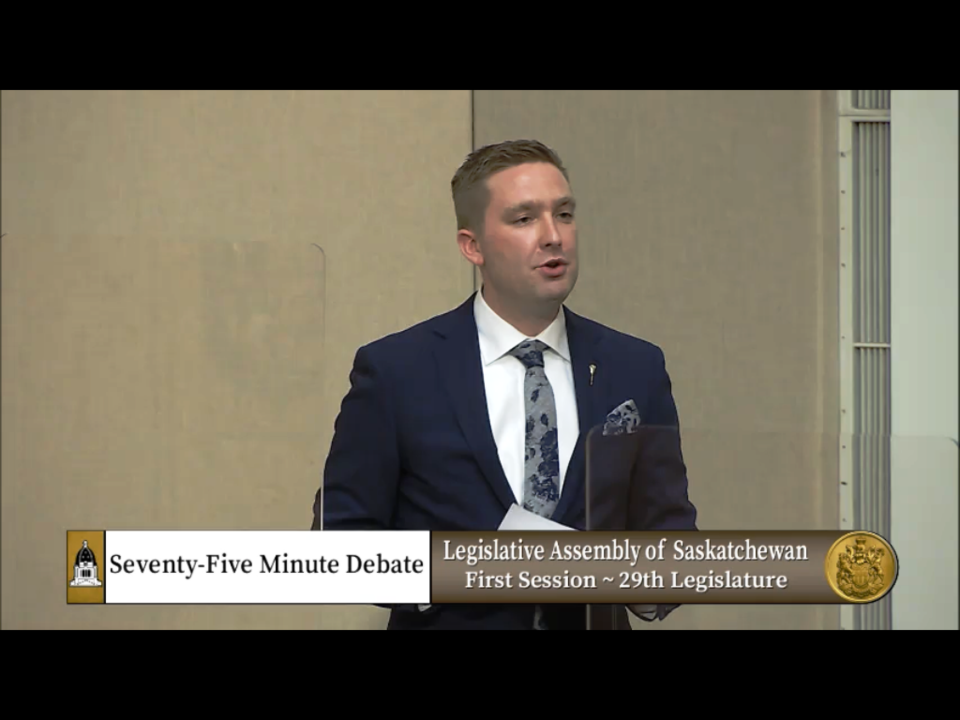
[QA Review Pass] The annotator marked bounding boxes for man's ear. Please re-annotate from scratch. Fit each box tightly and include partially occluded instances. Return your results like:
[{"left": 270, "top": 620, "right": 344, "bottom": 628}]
[{"left": 457, "top": 229, "right": 483, "bottom": 267}]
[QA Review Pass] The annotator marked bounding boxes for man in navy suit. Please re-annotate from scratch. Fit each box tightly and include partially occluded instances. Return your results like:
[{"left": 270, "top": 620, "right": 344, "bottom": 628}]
[{"left": 314, "top": 139, "right": 697, "bottom": 629}]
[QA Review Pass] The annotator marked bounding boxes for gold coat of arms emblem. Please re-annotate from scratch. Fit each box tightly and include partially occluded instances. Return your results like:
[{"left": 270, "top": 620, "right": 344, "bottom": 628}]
[{"left": 825, "top": 532, "right": 897, "bottom": 602}]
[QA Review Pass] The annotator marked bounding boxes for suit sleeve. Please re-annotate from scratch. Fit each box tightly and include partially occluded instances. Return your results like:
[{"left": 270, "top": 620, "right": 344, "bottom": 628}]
[
  {"left": 312, "top": 345, "right": 429, "bottom": 615},
  {"left": 633, "top": 346, "right": 697, "bottom": 530},
  {"left": 632, "top": 346, "right": 699, "bottom": 622},
  {"left": 316, "top": 344, "right": 400, "bottom": 531}
]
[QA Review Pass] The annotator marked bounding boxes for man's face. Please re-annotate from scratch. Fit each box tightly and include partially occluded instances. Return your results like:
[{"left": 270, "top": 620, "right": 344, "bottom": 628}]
[{"left": 471, "top": 162, "right": 578, "bottom": 312}]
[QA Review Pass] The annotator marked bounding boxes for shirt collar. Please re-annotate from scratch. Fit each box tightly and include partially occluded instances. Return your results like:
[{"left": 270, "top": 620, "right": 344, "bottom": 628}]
[{"left": 474, "top": 288, "right": 571, "bottom": 366}]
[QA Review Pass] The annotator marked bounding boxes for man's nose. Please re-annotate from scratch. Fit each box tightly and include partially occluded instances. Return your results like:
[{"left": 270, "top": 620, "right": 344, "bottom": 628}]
[{"left": 540, "top": 216, "right": 562, "bottom": 246}]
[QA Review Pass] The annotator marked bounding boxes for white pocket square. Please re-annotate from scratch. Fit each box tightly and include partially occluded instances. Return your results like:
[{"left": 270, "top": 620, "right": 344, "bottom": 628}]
[{"left": 602, "top": 399, "right": 640, "bottom": 436}]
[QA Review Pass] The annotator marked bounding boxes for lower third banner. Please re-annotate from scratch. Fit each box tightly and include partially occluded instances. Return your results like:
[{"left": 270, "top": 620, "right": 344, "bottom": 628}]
[
  {"left": 432, "top": 530, "right": 897, "bottom": 604},
  {"left": 66, "top": 530, "right": 896, "bottom": 605},
  {"left": 67, "top": 530, "right": 431, "bottom": 604}
]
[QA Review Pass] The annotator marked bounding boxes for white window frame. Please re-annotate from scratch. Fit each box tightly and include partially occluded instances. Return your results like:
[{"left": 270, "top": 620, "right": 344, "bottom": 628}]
[{"left": 837, "top": 90, "right": 890, "bottom": 630}]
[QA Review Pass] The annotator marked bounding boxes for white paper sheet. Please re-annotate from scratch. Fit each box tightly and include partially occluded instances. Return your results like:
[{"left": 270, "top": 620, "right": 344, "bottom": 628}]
[{"left": 497, "top": 503, "right": 576, "bottom": 531}]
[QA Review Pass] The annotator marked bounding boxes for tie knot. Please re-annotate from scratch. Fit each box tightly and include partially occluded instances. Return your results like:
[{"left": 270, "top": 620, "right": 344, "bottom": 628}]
[{"left": 508, "top": 339, "right": 548, "bottom": 369}]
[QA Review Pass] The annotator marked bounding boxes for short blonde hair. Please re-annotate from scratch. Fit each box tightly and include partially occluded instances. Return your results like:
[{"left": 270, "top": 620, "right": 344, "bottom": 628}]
[{"left": 451, "top": 139, "right": 569, "bottom": 235}]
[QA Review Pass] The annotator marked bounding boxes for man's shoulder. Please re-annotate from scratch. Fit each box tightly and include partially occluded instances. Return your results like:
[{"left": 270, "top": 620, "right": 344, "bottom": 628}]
[
  {"left": 566, "top": 307, "right": 666, "bottom": 362},
  {"left": 355, "top": 300, "right": 467, "bottom": 359}
]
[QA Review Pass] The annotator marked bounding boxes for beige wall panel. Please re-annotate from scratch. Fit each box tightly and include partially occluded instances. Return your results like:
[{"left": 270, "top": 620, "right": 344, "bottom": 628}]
[
  {"left": 2, "top": 90, "right": 472, "bottom": 628},
  {"left": 475, "top": 90, "right": 840, "bottom": 629}
]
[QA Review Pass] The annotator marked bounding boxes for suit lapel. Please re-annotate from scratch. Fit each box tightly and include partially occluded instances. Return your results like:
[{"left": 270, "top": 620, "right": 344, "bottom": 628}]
[
  {"left": 432, "top": 295, "right": 517, "bottom": 512},
  {"left": 553, "top": 307, "right": 606, "bottom": 522}
]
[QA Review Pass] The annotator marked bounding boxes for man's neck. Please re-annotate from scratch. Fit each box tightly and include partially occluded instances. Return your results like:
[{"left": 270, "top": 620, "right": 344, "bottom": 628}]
[{"left": 481, "top": 287, "right": 560, "bottom": 338}]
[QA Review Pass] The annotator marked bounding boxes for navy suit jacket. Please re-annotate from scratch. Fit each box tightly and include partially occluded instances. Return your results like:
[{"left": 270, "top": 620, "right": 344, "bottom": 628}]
[{"left": 314, "top": 293, "right": 697, "bottom": 629}]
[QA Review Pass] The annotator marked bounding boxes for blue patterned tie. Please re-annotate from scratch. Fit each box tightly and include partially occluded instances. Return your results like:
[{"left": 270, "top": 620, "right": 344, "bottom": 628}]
[
  {"left": 509, "top": 339, "right": 559, "bottom": 630},
  {"left": 508, "top": 340, "right": 560, "bottom": 518}
]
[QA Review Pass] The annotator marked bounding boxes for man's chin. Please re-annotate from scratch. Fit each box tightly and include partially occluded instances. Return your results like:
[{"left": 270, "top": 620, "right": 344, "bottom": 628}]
[{"left": 534, "top": 282, "right": 573, "bottom": 304}]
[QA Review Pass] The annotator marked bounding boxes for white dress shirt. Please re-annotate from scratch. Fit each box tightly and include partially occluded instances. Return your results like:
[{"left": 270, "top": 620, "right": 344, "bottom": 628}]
[{"left": 474, "top": 289, "right": 578, "bottom": 503}]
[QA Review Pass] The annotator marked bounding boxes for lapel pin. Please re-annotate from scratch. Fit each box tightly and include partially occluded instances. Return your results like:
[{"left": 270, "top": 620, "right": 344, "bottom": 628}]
[{"left": 589, "top": 363, "right": 596, "bottom": 386}]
